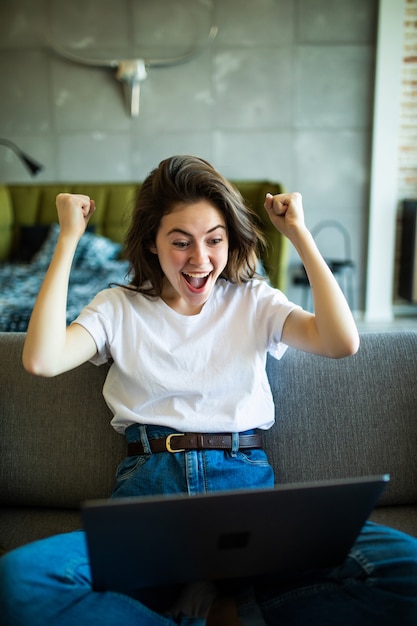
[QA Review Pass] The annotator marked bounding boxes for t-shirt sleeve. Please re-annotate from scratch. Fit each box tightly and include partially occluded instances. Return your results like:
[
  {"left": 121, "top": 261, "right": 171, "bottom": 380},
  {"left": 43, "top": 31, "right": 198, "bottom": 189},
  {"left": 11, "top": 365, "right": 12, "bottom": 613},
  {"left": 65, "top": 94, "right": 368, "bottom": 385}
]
[
  {"left": 71, "top": 289, "right": 115, "bottom": 366},
  {"left": 254, "top": 281, "right": 301, "bottom": 360}
]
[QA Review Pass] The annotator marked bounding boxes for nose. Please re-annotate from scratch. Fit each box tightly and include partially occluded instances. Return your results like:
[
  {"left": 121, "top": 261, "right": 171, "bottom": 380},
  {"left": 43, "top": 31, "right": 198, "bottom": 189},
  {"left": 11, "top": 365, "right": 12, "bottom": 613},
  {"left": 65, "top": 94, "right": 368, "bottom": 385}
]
[{"left": 190, "top": 242, "right": 209, "bottom": 266}]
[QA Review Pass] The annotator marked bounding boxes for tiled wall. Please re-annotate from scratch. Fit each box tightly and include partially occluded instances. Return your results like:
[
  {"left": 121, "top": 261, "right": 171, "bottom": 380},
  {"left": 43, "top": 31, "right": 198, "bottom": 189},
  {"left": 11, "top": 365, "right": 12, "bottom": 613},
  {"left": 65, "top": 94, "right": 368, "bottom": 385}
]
[{"left": 0, "top": 0, "right": 379, "bottom": 310}]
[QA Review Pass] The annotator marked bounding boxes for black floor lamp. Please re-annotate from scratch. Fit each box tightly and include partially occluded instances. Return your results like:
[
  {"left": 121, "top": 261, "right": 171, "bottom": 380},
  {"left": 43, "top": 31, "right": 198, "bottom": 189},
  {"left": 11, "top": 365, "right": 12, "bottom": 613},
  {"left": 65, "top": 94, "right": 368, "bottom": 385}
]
[{"left": 0, "top": 138, "right": 44, "bottom": 176}]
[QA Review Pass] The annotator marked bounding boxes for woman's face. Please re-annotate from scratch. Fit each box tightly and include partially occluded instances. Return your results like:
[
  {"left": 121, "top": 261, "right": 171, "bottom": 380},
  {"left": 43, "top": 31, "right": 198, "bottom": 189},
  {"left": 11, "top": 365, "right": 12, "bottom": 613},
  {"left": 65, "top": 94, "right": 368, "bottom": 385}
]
[{"left": 151, "top": 200, "right": 229, "bottom": 315}]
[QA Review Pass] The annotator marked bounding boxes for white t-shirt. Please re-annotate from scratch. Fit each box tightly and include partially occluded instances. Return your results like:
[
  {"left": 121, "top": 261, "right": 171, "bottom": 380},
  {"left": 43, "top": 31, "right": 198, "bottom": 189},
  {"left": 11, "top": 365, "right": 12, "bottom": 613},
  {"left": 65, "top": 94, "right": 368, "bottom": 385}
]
[{"left": 74, "top": 278, "right": 298, "bottom": 434}]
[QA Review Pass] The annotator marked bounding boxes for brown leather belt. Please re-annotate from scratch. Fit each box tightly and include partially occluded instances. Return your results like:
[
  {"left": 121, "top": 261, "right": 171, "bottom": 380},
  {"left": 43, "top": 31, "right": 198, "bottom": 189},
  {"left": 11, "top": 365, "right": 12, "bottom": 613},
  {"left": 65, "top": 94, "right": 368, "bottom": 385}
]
[{"left": 127, "top": 432, "right": 263, "bottom": 455}]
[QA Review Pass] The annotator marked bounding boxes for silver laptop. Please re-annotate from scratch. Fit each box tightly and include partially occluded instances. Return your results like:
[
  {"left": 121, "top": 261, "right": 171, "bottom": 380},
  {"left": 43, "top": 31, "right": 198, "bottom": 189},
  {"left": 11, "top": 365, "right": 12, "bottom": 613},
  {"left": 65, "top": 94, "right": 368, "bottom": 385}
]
[{"left": 81, "top": 474, "right": 389, "bottom": 593}]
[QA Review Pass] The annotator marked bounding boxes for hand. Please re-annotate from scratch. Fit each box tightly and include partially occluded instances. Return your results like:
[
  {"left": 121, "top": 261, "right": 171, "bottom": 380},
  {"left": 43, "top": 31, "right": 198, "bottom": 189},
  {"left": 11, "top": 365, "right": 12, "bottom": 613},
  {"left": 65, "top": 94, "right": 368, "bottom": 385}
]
[
  {"left": 55, "top": 193, "right": 96, "bottom": 239},
  {"left": 264, "top": 191, "right": 306, "bottom": 240}
]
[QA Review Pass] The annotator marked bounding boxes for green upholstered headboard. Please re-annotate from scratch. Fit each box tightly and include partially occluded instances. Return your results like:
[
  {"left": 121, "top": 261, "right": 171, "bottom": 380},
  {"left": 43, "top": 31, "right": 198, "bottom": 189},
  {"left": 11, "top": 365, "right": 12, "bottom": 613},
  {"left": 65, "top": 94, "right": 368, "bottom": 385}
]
[{"left": 0, "top": 181, "right": 288, "bottom": 290}]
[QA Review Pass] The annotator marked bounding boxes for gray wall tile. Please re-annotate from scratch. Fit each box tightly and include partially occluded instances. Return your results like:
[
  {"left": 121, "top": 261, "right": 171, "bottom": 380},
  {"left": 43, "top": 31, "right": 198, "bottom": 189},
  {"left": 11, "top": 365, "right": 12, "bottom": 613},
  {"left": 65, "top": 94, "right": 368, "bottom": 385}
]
[
  {"left": 215, "top": 0, "right": 294, "bottom": 46},
  {"left": 57, "top": 133, "right": 133, "bottom": 181},
  {"left": 0, "top": 0, "right": 47, "bottom": 48},
  {"left": 51, "top": 57, "right": 132, "bottom": 132},
  {"left": 295, "top": 46, "right": 375, "bottom": 128},
  {"left": 0, "top": 50, "right": 51, "bottom": 134},
  {"left": 213, "top": 130, "right": 295, "bottom": 183},
  {"left": 213, "top": 47, "right": 293, "bottom": 129},
  {"left": 49, "top": 0, "right": 130, "bottom": 53},
  {"left": 297, "top": 0, "right": 378, "bottom": 44},
  {"left": 131, "top": 131, "right": 213, "bottom": 178}
]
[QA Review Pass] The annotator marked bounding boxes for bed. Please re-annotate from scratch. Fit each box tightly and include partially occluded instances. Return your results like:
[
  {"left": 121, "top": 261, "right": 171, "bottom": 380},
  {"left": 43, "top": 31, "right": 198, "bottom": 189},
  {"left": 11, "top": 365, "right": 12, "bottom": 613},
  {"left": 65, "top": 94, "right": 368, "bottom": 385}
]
[{"left": 0, "top": 225, "right": 130, "bottom": 332}]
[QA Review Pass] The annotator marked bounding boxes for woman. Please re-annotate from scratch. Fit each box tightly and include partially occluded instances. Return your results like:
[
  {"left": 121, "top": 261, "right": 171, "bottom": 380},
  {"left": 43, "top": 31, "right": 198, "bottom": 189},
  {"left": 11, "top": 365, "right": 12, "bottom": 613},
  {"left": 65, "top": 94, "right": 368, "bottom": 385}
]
[{"left": 0, "top": 155, "right": 416, "bottom": 625}]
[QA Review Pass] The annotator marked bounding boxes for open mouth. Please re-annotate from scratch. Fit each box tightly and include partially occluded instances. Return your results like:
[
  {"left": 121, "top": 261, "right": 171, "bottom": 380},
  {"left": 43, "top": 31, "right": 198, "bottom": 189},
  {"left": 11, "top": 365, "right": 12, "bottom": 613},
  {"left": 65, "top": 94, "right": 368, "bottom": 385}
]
[{"left": 182, "top": 272, "right": 211, "bottom": 292}]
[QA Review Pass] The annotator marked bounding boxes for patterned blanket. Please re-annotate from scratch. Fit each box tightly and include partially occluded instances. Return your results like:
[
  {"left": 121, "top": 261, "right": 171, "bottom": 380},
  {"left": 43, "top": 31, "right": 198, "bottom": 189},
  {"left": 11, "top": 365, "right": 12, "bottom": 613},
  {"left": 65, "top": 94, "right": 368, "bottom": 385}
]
[{"left": 0, "top": 225, "right": 130, "bottom": 332}]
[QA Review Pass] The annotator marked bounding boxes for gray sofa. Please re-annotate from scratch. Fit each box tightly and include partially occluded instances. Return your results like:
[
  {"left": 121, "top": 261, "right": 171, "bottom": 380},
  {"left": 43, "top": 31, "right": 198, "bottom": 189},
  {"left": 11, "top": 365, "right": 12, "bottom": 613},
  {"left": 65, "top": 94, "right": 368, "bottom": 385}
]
[{"left": 0, "top": 330, "right": 416, "bottom": 553}]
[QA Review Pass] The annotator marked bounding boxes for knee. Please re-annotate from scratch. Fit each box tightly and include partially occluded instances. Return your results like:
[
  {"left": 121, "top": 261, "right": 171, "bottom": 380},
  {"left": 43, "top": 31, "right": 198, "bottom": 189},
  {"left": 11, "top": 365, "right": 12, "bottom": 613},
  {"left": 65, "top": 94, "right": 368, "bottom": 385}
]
[
  {"left": 1, "top": 543, "right": 42, "bottom": 590},
  {"left": 366, "top": 524, "right": 417, "bottom": 597},
  {"left": 394, "top": 530, "right": 417, "bottom": 580},
  {"left": 0, "top": 545, "right": 30, "bottom": 584},
  {"left": 0, "top": 547, "right": 32, "bottom": 616},
  {"left": 0, "top": 534, "right": 91, "bottom": 625}
]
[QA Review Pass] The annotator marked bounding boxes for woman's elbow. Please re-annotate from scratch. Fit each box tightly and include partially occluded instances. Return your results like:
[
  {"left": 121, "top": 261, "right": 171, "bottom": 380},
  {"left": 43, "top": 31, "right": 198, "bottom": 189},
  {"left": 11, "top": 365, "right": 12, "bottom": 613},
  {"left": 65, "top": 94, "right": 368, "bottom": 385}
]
[
  {"left": 331, "top": 332, "right": 360, "bottom": 359},
  {"left": 22, "top": 352, "right": 58, "bottom": 378}
]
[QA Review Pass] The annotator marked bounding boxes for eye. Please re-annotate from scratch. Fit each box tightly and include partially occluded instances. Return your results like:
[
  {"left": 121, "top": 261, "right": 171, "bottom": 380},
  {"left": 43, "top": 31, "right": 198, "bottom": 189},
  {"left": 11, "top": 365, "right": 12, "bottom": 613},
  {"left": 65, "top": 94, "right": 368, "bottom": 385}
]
[
  {"left": 208, "top": 237, "right": 223, "bottom": 245},
  {"left": 173, "top": 240, "right": 190, "bottom": 249}
]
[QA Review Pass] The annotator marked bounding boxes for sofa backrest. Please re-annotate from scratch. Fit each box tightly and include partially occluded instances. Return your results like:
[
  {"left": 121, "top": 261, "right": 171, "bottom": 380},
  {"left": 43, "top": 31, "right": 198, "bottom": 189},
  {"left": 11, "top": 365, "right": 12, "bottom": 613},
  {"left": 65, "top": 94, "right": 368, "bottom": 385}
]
[
  {"left": 264, "top": 331, "right": 417, "bottom": 508},
  {"left": 0, "top": 181, "right": 288, "bottom": 290},
  {"left": 1, "top": 332, "right": 416, "bottom": 511},
  {"left": 0, "top": 333, "right": 118, "bottom": 509}
]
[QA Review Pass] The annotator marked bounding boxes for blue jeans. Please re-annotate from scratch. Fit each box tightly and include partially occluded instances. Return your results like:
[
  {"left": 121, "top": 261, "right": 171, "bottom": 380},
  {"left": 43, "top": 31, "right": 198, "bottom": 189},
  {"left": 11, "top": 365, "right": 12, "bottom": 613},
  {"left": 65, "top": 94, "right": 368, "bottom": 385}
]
[{"left": 1, "top": 425, "right": 417, "bottom": 625}]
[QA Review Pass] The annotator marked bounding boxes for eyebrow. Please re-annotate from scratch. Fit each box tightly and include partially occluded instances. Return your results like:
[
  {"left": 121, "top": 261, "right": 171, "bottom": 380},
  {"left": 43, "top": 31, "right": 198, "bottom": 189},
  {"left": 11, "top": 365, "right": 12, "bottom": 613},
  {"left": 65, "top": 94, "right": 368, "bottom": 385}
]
[{"left": 166, "top": 225, "right": 227, "bottom": 237}]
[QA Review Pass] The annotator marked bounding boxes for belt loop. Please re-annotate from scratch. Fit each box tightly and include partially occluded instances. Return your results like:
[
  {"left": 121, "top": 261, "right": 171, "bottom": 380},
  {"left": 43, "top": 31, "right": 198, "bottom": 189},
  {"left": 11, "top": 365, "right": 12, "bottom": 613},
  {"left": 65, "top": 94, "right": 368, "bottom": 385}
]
[
  {"left": 231, "top": 432, "right": 239, "bottom": 457},
  {"left": 139, "top": 424, "right": 152, "bottom": 455}
]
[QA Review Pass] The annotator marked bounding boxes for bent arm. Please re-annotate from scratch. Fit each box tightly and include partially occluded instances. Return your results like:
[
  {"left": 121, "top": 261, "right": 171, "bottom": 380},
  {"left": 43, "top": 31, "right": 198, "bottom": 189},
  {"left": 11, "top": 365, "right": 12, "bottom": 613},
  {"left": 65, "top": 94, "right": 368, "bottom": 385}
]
[
  {"left": 23, "top": 194, "right": 98, "bottom": 377},
  {"left": 265, "top": 192, "right": 359, "bottom": 359}
]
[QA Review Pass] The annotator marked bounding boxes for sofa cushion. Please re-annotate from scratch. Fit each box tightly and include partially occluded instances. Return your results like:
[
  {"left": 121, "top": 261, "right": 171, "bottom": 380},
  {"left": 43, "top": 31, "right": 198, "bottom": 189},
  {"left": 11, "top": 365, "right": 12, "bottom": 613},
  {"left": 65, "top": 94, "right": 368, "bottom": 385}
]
[
  {"left": 370, "top": 505, "right": 417, "bottom": 538},
  {"left": 264, "top": 332, "right": 417, "bottom": 507},
  {"left": 0, "top": 333, "right": 125, "bottom": 508},
  {"left": 0, "top": 507, "right": 82, "bottom": 552}
]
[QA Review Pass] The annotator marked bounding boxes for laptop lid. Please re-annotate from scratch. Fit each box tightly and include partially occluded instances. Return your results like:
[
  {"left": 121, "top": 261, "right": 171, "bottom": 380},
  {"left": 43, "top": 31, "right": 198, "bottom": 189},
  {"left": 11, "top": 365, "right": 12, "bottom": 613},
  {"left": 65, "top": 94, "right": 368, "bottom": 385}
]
[{"left": 81, "top": 474, "right": 389, "bottom": 592}]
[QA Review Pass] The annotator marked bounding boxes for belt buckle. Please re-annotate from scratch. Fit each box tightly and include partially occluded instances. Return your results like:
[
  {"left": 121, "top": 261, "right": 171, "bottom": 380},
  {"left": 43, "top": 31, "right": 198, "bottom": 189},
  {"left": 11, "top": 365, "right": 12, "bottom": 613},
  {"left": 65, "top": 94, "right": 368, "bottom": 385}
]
[{"left": 166, "top": 433, "right": 185, "bottom": 453}]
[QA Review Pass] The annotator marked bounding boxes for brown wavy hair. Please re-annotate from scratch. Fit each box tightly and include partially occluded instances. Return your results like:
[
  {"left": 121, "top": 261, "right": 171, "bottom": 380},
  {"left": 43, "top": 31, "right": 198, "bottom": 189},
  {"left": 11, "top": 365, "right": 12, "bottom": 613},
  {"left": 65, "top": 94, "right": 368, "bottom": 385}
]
[{"left": 124, "top": 155, "right": 265, "bottom": 297}]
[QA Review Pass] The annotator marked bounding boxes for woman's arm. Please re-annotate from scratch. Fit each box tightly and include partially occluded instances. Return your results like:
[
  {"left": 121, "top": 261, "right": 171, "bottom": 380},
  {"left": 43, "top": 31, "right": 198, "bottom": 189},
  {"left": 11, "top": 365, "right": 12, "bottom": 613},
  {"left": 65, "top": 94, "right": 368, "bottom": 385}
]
[
  {"left": 22, "top": 193, "right": 98, "bottom": 377},
  {"left": 264, "top": 192, "right": 359, "bottom": 359}
]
